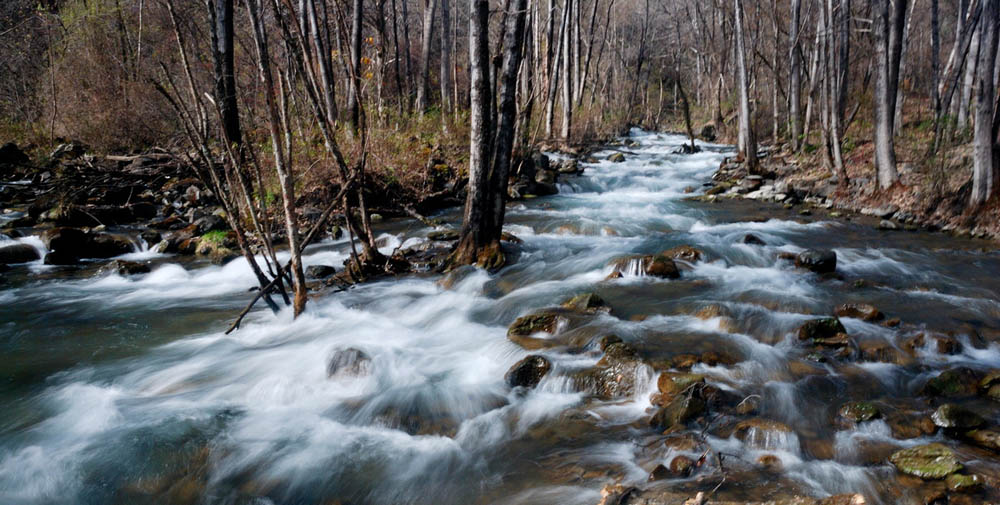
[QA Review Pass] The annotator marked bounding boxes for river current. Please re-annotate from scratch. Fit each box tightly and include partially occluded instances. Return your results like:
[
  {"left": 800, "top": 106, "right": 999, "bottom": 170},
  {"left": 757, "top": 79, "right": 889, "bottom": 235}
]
[{"left": 1, "top": 130, "right": 999, "bottom": 504}]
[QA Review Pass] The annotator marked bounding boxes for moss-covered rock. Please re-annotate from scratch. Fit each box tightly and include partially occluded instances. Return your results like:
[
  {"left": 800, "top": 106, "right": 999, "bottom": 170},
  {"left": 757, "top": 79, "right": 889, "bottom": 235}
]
[
  {"left": 979, "top": 370, "right": 1000, "bottom": 401},
  {"left": 945, "top": 473, "right": 983, "bottom": 492},
  {"left": 889, "top": 443, "right": 962, "bottom": 479},
  {"left": 607, "top": 152, "right": 626, "bottom": 163},
  {"left": 921, "top": 367, "right": 980, "bottom": 397}
]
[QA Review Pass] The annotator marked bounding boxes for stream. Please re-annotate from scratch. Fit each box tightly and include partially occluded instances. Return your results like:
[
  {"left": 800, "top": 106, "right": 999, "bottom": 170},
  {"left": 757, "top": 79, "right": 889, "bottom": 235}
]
[{"left": 1, "top": 130, "right": 999, "bottom": 505}]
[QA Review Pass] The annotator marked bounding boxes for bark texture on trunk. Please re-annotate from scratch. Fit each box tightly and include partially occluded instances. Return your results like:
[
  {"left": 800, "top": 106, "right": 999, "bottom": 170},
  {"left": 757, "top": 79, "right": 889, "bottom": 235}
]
[
  {"left": 734, "top": 0, "right": 757, "bottom": 171},
  {"left": 873, "top": 0, "right": 907, "bottom": 189},
  {"left": 415, "top": 0, "right": 438, "bottom": 113},
  {"left": 210, "top": 0, "right": 241, "bottom": 146},
  {"left": 971, "top": 0, "right": 999, "bottom": 206}
]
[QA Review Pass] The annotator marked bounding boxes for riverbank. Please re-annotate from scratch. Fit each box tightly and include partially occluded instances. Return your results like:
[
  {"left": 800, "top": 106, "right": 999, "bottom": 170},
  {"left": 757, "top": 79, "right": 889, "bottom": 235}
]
[{"left": 698, "top": 140, "right": 1000, "bottom": 242}]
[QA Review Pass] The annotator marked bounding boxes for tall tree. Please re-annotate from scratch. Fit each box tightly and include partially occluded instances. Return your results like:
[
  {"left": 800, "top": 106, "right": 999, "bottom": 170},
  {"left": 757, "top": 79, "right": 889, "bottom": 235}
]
[
  {"left": 789, "top": 0, "right": 803, "bottom": 149},
  {"left": 734, "top": 0, "right": 757, "bottom": 171},
  {"left": 452, "top": 0, "right": 529, "bottom": 268},
  {"left": 971, "top": 0, "right": 999, "bottom": 206},
  {"left": 415, "top": 0, "right": 438, "bottom": 112},
  {"left": 347, "top": 0, "right": 364, "bottom": 130},
  {"left": 873, "top": 0, "right": 908, "bottom": 189},
  {"left": 439, "top": 0, "right": 453, "bottom": 115},
  {"left": 209, "top": 0, "right": 240, "bottom": 146}
]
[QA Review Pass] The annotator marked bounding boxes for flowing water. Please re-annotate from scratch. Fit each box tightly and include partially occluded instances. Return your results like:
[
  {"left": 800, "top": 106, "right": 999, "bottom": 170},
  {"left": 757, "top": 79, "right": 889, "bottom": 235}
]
[{"left": 1, "top": 130, "right": 999, "bottom": 505}]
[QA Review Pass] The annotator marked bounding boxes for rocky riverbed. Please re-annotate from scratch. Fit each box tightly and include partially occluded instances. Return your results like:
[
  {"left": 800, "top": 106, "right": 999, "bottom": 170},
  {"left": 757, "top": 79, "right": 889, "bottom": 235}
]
[{"left": 1, "top": 131, "right": 999, "bottom": 505}]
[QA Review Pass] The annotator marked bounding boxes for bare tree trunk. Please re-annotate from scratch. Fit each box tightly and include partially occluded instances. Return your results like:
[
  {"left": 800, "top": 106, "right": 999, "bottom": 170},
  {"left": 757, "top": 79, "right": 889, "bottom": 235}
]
[
  {"left": 210, "top": 0, "right": 241, "bottom": 146},
  {"left": 439, "top": 0, "right": 453, "bottom": 115},
  {"left": 734, "top": 0, "right": 757, "bottom": 171},
  {"left": 894, "top": 0, "right": 915, "bottom": 133},
  {"left": 873, "top": 0, "right": 907, "bottom": 189},
  {"left": 415, "top": 0, "right": 438, "bottom": 113},
  {"left": 453, "top": 0, "right": 496, "bottom": 267},
  {"left": 245, "top": 0, "right": 307, "bottom": 316},
  {"left": 346, "top": 0, "right": 364, "bottom": 130},
  {"left": 959, "top": 24, "right": 981, "bottom": 128},
  {"left": 560, "top": 0, "right": 574, "bottom": 140},
  {"left": 971, "top": 0, "right": 999, "bottom": 206},
  {"left": 931, "top": 0, "right": 940, "bottom": 117},
  {"left": 790, "top": 0, "right": 802, "bottom": 149},
  {"left": 401, "top": 0, "right": 414, "bottom": 109}
]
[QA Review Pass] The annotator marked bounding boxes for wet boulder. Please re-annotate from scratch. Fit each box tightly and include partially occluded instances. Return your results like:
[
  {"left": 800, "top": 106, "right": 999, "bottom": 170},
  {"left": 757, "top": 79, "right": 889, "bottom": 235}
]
[
  {"left": 87, "top": 233, "right": 134, "bottom": 258},
  {"left": 834, "top": 303, "right": 884, "bottom": 322},
  {"left": 306, "top": 265, "right": 337, "bottom": 278},
  {"left": 797, "top": 317, "right": 847, "bottom": 341},
  {"left": 979, "top": 371, "right": 1000, "bottom": 401},
  {"left": 507, "top": 311, "right": 566, "bottom": 350},
  {"left": 743, "top": 234, "right": 766, "bottom": 246},
  {"left": 0, "top": 243, "right": 39, "bottom": 264},
  {"left": 931, "top": 404, "right": 985, "bottom": 429},
  {"left": 561, "top": 292, "right": 610, "bottom": 314},
  {"left": 653, "top": 372, "right": 705, "bottom": 407},
  {"left": 921, "top": 367, "right": 981, "bottom": 397},
  {"left": 838, "top": 401, "right": 881, "bottom": 423},
  {"left": 945, "top": 473, "right": 983, "bottom": 493},
  {"left": 504, "top": 355, "right": 552, "bottom": 389},
  {"left": 648, "top": 456, "right": 696, "bottom": 481},
  {"left": 575, "top": 341, "right": 643, "bottom": 399},
  {"left": 660, "top": 245, "right": 703, "bottom": 263},
  {"left": 698, "top": 123, "right": 716, "bottom": 141},
  {"left": 889, "top": 443, "right": 962, "bottom": 479},
  {"left": 327, "top": 348, "right": 372, "bottom": 378},
  {"left": 608, "top": 254, "right": 680, "bottom": 279},
  {"left": 732, "top": 418, "right": 795, "bottom": 447},
  {"left": 41, "top": 227, "right": 88, "bottom": 252},
  {"left": 557, "top": 159, "right": 581, "bottom": 174},
  {"left": 607, "top": 152, "right": 626, "bottom": 163},
  {"left": 649, "top": 394, "right": 705, "bottom": 431},
  {"left": 904, "top": 332, "right": 962, "bottom": 355},
  {"left": 964, "top": 428, "right": 1000, "bottom": 452},
  {"left": 795, "top": 249, "right": 837, "bottom": 274},
  {"left": 98, "top": 260, "right": 151, "bottom": 276}
]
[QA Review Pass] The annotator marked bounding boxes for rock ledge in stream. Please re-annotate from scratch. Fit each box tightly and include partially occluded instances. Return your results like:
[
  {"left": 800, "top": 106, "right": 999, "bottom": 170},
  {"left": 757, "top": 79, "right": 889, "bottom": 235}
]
[
  {"left": 507, "top": 311, "right": 566, "bottom": 349},
  {"left": 889, "top": 443, "right": 962, "bottom": 479}
]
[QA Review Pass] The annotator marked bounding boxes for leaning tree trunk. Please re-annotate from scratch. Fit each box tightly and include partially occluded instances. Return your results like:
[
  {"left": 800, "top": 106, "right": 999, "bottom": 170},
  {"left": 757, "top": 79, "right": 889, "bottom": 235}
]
[
  {"left": 734, "top": 0, "right": 757, "bottom": 171},
  {"left": 971, "top": 0, "right": 999, "bottom": 206}
]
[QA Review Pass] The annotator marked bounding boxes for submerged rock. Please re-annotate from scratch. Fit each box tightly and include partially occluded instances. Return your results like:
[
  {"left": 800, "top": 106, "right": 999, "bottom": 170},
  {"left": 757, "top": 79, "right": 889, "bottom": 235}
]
[
  {"left": 607, "top": 152, "right": 626, "bottom": 163},
  {"left": 931, "top": 404, "right": 985, "bottom": 429},
  {"left": 834, "top": 303, "right": 884, "bottom": 322},
  {"left": 327, "top": 348, "right": 372, "bottom": 378},
  {"left": 889, "top": 443, "right": 962, "bottom": 479},
  {"left": 505, "top": 355, "right": 551, "bottom": 389},
  {"left": 743, "top": 234, "right": 766, "bottom": 246},
  {"left": 0, "top": 243, "right": 39, "bottom": 264},
  {"left": 795, "top": 249, "right": 837, "bottom": 273}
]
